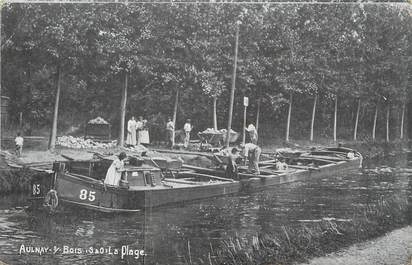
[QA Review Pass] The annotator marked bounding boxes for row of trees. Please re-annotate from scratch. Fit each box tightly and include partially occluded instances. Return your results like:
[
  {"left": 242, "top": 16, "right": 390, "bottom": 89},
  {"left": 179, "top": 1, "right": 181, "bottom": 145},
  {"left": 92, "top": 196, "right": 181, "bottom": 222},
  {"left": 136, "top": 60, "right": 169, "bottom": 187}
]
[{"left": 1, "top": 3, "right": 411, "bottom": 148}]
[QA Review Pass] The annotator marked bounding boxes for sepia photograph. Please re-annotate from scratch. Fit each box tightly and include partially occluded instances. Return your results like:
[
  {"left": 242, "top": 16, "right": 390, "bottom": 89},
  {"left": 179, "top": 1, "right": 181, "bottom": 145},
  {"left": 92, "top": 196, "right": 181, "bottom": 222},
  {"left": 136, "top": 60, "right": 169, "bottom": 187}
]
[{"left": 0, "top": 1, "right": 411, "bottom": 264}]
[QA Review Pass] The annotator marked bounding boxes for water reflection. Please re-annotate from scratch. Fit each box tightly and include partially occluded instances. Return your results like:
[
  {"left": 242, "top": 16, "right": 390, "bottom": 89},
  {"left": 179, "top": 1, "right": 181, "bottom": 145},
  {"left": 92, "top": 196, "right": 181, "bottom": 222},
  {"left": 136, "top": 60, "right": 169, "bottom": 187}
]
[{"left": 0, "top": 155, "right": 411, "bottom": 265}]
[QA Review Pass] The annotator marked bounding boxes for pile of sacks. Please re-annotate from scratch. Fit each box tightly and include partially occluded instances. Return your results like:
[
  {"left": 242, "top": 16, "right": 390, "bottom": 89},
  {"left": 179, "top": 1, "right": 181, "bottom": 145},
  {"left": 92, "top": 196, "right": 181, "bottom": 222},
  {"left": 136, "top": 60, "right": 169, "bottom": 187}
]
[
  {"left": 125, "top": 144, "right": 148, "bottom": 153},
  {"left": 88, "top": 116, "right": 109, "bottom": 124},
  {"left": 56, "top": 135, "right": 117, "bottom": 149},
  {"left": 200, "top": 128, "right": 237, "bottom": 134},
  {"left": 201, "top": 128, "right": 221, "bottom": 134},
  {"left": 219, "top": 128, "right": 237, "bottom": 133}
]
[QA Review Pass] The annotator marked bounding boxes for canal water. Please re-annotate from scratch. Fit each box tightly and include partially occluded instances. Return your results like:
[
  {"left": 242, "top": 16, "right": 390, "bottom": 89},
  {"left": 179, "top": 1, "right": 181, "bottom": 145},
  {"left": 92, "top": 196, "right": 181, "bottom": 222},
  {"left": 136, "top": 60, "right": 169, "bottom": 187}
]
[{"left": 0, "top": 153, "right": 411, "bottom": 265}]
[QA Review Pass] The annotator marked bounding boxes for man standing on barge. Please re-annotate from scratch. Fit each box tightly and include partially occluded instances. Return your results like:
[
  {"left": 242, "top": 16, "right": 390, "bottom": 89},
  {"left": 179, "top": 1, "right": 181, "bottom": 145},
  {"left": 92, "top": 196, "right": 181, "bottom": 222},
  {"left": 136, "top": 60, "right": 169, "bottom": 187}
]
[{"left": 242, "top": 143, "right": 261, "bottom": 175}]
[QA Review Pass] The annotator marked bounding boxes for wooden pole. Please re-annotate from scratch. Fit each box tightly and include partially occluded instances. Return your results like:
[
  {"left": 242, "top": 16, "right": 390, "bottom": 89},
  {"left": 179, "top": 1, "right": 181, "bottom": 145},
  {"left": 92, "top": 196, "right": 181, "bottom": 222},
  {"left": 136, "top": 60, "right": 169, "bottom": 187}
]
[
  {"left": 242, "top": 105, "right": 247, "bottom": 145},
  {"left": 353, "top": 98, "right": 361, "bottom": 141},
  {"left": 310, "top": 94, "right": 317, "bottom": 142},
  {"left": 118, "top": 71, "right": 128, "bottom": 147},
  {"left": 225, "top": 22, "right": 240, "bottom": 148},
  {"left": 0, "top": 7, "right": 2, "bottom": 151},
  {"left": 213, "top": 96, "right": 217, "bottom": 130},
  {"left": 400, "top": 101, "right": 405, "bottom": 140},
  {"left": 256, "top": 97, "right": 261, "bottom": 132},
  {"left": 372, "top": 103, "right": 378, "bottom": 141},
  {"left": 286, "top": 92, "right": 292, "bottom": 142},
  {"left": 48, "top": 64, "right": 62, "bottom": 150},
  {"left": 172, "top": 88, "right": 179, "bottom": 146},
  {"left": 333, "top": 95, "right": 338, "bottom": 142},
  {"left": 386, "top": 104, "right": 390, "bottom": 142}
]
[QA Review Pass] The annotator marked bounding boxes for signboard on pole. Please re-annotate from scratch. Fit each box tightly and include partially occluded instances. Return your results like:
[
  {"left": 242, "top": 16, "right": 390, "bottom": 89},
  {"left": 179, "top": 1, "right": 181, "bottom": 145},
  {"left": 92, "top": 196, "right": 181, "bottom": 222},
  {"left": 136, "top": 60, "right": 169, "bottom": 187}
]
[{"left": 243, "top": 97, "right": 249, "bottom": 107}]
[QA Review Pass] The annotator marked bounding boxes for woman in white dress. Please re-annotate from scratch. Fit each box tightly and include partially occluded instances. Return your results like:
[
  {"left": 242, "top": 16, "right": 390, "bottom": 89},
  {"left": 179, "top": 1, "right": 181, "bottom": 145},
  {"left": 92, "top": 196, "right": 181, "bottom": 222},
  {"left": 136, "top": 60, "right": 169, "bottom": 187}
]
[
  {"left": 126, "top": 116, "right": 137, "bottom": 146},
  {"left": 104, "top": 152, "right": 127, "bottom": 186},
  {"left": 137, "top": 116, "right": 150, "bottom": 145}
]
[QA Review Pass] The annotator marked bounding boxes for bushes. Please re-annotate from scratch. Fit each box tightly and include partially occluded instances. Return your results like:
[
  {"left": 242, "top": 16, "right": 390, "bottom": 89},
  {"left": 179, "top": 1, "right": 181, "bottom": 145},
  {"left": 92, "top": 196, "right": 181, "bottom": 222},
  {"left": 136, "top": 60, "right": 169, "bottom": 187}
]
[{"left": 0, "top": 168, "right": 33, "bottom": 194}]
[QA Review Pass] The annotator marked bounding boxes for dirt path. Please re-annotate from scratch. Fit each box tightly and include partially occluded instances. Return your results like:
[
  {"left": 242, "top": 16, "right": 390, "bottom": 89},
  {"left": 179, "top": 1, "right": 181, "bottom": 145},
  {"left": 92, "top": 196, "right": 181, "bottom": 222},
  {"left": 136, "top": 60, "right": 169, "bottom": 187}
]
[{"left": 300, "top": 226, "right": 412, "bottom": 265}]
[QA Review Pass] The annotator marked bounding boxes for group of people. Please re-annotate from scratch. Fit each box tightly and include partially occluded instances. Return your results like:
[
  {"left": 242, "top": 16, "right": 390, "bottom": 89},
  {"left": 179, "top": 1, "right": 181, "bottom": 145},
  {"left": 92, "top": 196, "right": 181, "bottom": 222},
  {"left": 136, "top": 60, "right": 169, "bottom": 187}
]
[
  {"left": 165, "top": 118, "right": 193, "bottom": 148},
  {"left": 225, "top": 142, "right": 262, "bottom": 179},
  {"left": 126, "top": 116, "right": 150, "bottom": 146},
  {"left": 224, "top": 123, "right": 262, "bottom": 179}
]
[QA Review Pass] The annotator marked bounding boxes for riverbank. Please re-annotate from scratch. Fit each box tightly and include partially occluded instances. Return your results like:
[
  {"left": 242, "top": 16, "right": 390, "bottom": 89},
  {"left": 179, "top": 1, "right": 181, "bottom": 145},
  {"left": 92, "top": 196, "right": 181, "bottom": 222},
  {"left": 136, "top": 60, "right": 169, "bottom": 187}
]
[{"left": 299, "top": 225, "right": 412, "bottom": 265}]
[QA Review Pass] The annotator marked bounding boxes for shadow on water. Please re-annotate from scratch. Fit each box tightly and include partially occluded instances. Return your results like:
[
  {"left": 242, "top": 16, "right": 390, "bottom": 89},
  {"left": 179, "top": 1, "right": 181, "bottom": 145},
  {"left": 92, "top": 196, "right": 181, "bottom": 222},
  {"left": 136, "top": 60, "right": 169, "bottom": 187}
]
[{"left": 0, "top": 153, "right": 411, "bottom": 265}]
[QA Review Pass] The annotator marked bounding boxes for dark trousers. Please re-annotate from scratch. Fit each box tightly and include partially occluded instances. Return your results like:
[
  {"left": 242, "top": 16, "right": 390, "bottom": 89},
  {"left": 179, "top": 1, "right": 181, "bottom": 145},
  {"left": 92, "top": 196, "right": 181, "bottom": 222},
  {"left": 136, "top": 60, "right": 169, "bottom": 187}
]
[
  {"left": 248, "top": 147, "right": 261, "bottom": 174},
  {"left": 166, "top": 130, "right": 173, "bottom": 147}
]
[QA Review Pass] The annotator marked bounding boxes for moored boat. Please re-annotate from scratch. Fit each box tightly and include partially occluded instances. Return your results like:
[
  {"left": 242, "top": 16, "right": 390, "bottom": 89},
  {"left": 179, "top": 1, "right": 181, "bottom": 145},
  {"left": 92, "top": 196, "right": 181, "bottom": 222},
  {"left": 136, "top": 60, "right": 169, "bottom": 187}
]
[{"left": 28, "top": 147, "right": 362, "bottom": 213}]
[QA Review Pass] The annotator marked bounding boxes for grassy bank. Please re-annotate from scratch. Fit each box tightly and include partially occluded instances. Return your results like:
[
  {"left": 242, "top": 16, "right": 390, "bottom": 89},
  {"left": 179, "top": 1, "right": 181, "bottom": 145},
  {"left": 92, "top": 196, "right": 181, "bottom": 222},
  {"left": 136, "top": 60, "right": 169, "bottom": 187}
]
[
  {"left": 0, "top": 168, "right": 35, "bottom": 194},
  {"left": 205, "top": 195, "right": 410, "bottom": 265}
]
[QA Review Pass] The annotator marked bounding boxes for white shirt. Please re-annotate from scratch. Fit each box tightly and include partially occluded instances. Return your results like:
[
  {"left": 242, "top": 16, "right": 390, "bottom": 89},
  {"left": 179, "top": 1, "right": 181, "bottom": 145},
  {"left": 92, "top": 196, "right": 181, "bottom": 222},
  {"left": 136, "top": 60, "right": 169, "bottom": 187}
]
[
  {"left": 243, "top": 143, "right": 258, "bottom": 157},
  {"left": 184, "top": 123, "right": 192, "bottom": 132},
  {"left": 166, "top": 121, "right": 174, "bottom": 131},
  {"left": 246, "top": 124, "right": 256, "bottom": 132},
  {"left": 15, "top": 136, "right": 24, "bottom": 146}
]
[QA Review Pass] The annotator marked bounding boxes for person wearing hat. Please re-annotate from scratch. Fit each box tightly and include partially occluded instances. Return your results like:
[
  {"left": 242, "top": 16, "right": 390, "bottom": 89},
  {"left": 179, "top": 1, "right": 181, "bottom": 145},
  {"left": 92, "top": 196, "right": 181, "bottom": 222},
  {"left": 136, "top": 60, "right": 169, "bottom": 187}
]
[
  {"left": 183, "top": 119, "right": 192, "bottom": 148},
  {"left": 242, "top": 142, "right": 261, "bottom": 175},
  {"left": 245, "top": 124, "right": 258, "bottom": 144},
  {"left": 104, "top": 152, "right": 127, "bottom": 186},
  {"left": 225, "top": 147, "right": 240, "bottom": 180}
]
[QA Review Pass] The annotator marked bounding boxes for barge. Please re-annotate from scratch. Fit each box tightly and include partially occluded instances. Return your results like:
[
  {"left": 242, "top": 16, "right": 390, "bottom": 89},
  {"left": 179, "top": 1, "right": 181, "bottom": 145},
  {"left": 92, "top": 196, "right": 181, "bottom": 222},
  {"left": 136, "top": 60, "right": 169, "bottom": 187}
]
[{"left": 28, "top": 147, "right": 362, "bottom": 213}]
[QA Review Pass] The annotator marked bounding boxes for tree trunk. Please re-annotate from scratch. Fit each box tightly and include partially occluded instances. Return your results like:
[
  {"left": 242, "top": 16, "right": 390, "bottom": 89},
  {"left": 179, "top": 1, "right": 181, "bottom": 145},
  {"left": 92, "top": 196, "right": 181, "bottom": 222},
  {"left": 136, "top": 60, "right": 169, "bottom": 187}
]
[
  {"left": 172, "top": 88, "right": 179, "bottom": 146},
  {"left": 19, "top": 112, "right": 23, "bottom": 130},
  {"left": 0, "top": 9, "right": 2, "bottom": 151},
  {"left": 353, "top": 98, "right": 361, "bottom": 141},
  {"left": 310, "top": 94, "right": 317, "bottom": 142},
  {"left": 213, "top": 96, "right": 217, "bottom": 130},
  {"left": 226, "top": 23, "right": 240, "bottom": 148},
  {"left": 48, "top": 65, "right": 62, "bottom": 150},
  {"left": 372, "top": 104, "right": 378, "bottom": 141},
  {"left": 386, "top": 104, "right": 390, "bottom": 142},
  {"left": 286, "top": 92, "right": 292, "bottom": 142},
  {"left": 118, "top": 71, "right": 128, "bottom": 147},
  {"left": 256, "top": 97, "right": 261, "bottom": 132},
  {"left": 333, "top": 95, "right": 338, "bottom": 142},
  {"left": 242, "top": 105, "right": 247, "bottom": 145},
  {"left": 400, "top": 101, "right": 406, "bottom": 140}
]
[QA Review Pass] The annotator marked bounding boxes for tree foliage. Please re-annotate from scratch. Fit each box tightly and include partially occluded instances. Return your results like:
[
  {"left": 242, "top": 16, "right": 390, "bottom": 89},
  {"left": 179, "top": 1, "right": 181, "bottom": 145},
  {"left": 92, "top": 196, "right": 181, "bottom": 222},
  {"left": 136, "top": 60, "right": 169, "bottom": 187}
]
[{"left": 1, "top": 3, "right": 411, "bottom": 141}]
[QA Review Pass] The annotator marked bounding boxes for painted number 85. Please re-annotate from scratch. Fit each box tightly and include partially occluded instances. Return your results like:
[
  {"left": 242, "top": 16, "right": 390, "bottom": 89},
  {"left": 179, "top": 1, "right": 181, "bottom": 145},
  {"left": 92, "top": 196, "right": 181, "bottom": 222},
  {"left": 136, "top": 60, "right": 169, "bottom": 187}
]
[
  {"left": 32, "top": 184, "right": 40, "bottom": 195},
  {"left": 79, "top": 189, "right": 96, "bottom": 201}
]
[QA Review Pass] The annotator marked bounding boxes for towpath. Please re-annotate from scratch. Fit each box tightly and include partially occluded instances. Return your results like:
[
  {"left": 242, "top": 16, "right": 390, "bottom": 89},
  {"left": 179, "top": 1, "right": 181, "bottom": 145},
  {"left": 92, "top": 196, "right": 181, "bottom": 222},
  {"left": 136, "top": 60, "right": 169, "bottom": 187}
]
[{"left": 300, "top": 226, "right": 412, "bottom": 265}]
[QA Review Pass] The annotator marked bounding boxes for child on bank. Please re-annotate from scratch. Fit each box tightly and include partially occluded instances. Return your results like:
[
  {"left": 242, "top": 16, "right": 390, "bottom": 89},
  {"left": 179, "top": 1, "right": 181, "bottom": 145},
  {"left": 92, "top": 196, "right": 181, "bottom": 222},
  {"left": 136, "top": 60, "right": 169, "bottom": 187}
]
[{"left": 15, "top": 132, "right": 24, "bottom": 157}]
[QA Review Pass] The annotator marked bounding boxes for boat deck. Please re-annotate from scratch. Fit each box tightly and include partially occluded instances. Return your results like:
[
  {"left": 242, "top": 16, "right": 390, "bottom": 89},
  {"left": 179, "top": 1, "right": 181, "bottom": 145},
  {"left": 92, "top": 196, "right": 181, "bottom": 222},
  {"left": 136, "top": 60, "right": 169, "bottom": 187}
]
[{"left": 128, "top": 178, "right": 232, "bottom": 190}]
